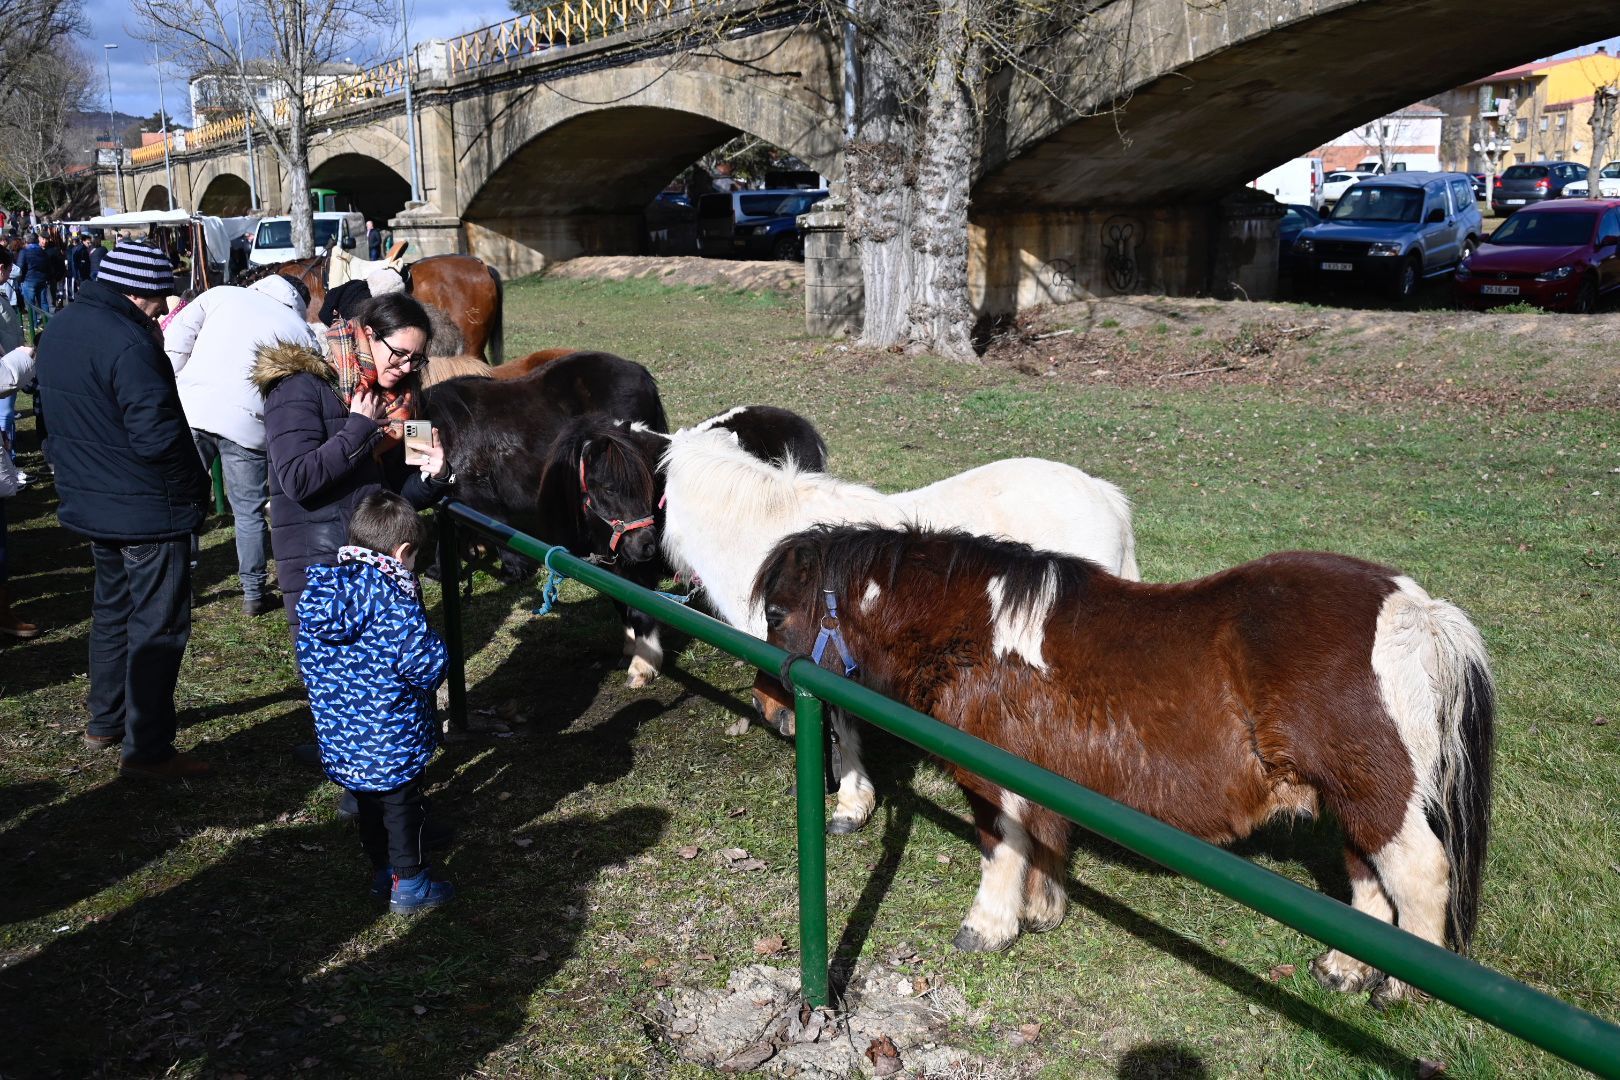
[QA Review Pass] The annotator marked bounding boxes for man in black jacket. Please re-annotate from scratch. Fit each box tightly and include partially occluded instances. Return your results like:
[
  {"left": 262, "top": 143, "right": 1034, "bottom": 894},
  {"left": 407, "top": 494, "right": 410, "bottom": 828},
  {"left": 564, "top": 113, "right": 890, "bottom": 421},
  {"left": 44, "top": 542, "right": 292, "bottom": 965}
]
[{"left": 35, "top": 241, "right": 213, "bottom": 780}]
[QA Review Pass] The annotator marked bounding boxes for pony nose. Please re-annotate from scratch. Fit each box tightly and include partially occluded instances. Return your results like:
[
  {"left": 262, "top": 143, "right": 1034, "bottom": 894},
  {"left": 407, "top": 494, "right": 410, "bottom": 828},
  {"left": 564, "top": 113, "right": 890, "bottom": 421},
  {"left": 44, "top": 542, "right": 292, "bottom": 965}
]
[{"left": 622, "top": 530, "right": 656, "bottom": 563}]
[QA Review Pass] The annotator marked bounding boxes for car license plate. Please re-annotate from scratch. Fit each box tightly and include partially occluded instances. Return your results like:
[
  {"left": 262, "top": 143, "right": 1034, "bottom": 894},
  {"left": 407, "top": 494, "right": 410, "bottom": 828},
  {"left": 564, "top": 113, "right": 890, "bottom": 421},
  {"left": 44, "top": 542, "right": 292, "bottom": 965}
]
[
  {"left": 1480, "top": 284, "right": 1519, "bottom": 296},
  {"left": 1504, "top": 199, "right": 1525, "bottom": 206},
  {"left": 1321, "top": 261, "right": 1353, "bottom": 271}
]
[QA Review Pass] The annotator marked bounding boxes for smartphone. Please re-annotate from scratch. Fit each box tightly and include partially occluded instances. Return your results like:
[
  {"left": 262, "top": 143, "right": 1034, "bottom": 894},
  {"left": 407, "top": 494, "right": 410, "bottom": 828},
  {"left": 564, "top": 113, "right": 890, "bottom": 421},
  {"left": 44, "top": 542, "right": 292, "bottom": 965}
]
[{"left": 403, "top": 420, "right": 433, "bottom": 465}]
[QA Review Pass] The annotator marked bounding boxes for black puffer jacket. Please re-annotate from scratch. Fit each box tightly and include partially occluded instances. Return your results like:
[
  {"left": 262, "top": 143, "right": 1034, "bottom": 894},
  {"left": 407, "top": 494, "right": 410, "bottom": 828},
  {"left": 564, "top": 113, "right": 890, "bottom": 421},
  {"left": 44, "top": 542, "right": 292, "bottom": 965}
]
[
  {"left": 252, "top": 342, "right": 447, "bottom": 597},
  {"left": 35, "top": 280, "right": 210, "bottom": 542}
]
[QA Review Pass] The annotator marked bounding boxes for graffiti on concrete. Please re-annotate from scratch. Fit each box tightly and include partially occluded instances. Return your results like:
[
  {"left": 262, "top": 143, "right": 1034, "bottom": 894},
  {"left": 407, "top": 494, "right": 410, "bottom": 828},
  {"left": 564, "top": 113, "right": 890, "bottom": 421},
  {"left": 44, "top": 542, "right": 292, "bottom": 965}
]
[{"left": 1102, "top": 216, "right": 1143, "bottom": 292}]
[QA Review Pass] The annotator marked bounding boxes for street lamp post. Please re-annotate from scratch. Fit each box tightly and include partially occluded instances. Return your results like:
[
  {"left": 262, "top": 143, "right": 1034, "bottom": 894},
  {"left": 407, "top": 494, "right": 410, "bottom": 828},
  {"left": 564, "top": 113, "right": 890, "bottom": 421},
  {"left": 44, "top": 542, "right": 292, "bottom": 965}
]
[
  {"left": 103, "top": 43, "right": 122, "bottom": 214},
  {"left": 400, "top": 0, "right": 423, "bottom": 204},
  {"left": 235, "top": 7, "right": 260, "bottom": 211},
  {"left": 156, "top": 59, "right": 175, "bottom": 210}
]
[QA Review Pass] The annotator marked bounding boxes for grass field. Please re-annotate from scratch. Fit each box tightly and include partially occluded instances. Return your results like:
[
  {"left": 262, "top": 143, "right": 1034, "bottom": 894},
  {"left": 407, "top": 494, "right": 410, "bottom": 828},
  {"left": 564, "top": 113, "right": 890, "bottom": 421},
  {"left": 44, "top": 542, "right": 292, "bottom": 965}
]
[{"left": 1, "top": 275, "right": 1617, "bottom": 1078}]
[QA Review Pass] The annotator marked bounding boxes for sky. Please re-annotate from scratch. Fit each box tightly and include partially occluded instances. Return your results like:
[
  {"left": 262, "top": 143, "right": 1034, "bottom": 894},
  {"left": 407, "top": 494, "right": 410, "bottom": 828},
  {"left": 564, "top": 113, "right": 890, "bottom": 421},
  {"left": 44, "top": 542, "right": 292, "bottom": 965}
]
[
  {"left": 83, "top": 0, "right": 518, "bottom": 124},
  {"left": 78, "top": 3, "right": 1620, "bottom": 128}
]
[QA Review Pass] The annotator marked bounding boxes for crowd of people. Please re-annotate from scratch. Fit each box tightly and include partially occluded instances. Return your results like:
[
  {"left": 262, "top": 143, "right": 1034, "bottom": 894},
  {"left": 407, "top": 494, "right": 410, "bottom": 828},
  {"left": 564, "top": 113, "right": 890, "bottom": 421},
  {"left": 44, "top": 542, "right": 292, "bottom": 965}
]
[{"left": 2, "top": 237, "right": 460, "bottom": 913}]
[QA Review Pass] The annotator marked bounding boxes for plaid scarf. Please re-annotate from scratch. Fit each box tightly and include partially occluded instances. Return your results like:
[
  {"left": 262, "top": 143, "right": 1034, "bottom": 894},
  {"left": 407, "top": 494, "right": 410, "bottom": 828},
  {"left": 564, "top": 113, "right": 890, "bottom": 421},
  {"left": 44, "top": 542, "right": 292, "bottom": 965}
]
[
  {"left": 337, "top": 545, "right": 421, "bottom": 602},
  {"left": 325, "top": 318, "right": 414, "bottom": 453}
]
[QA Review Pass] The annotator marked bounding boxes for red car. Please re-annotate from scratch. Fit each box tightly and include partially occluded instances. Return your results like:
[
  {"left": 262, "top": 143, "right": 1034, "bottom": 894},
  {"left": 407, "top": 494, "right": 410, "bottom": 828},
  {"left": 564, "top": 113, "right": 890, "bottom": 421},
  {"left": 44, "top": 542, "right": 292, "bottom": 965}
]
[{"left": 1456, "top": 199, "right": 1620, "bottom": 312}]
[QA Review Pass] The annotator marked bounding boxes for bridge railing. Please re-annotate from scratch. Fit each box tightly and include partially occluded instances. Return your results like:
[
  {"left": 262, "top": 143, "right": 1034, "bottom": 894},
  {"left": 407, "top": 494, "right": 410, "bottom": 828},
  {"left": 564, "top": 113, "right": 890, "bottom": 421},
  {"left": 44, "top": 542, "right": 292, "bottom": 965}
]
[
  {"left": 434, "top": 498, "right": 1620, "bottom": 1078},
  {"left": 135, "top": 0, "right": 731, "bottom": 163}
]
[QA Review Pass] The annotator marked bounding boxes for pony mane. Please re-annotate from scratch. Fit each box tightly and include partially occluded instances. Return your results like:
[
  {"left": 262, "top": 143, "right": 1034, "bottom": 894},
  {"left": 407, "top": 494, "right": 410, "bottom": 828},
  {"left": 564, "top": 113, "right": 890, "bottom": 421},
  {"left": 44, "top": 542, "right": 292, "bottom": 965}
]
[
  {"left": 754, "top": 524, "right": 1098, "bottom": 628},
  {"left": 543, "top": 415, "right": 659, "bottom": 514},
  {"left": 662, "top": 428, "right": 882, "bottom": 525},
  {"left": 420, "top": 354, "right": 494, "bottom": 390}
]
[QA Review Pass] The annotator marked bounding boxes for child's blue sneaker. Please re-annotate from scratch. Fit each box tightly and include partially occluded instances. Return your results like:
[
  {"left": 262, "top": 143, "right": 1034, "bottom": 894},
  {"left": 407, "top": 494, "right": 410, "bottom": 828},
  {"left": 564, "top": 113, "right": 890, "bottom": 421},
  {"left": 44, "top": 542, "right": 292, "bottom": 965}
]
[
  {"left": 390, "top": 869, "right": 454, "bottom": 914},
  {"left": 369, "top": 866, "right": 394, "bottom": 901}
]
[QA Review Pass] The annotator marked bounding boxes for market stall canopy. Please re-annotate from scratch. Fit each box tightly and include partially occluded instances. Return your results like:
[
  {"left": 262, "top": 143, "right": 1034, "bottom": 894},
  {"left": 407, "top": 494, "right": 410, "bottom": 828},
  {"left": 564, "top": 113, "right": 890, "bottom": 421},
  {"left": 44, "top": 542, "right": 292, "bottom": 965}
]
[{"left": 67, "top": 209, "right": 194, "bottom": 228}]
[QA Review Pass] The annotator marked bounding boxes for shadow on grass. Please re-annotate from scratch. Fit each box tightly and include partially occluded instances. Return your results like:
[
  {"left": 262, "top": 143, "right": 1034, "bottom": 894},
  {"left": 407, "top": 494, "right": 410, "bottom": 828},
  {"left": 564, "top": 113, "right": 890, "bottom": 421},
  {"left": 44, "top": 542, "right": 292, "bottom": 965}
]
[
  {"left": 1117, "top": 1040, "right": 1209, "bottom": 1078},
  {"left": 0, "top": 804, "right": 668, "bottom": 1078},
  {"left": 1066, "top": 878, "right": 1412, "bottom": 1073},
  {"left": 0, "top": 703, "right": 320, "bottom": 928}
]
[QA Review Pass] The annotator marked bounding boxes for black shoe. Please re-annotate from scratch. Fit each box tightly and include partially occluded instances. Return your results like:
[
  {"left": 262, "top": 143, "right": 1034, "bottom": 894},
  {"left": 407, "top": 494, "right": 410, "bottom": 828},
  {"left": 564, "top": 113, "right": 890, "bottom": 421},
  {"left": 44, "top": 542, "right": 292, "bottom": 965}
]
[
  {"left": 292, "top": 742, "right": 321, "bottom": 767},
  {"left": 244, "top": 592, "right": 282, "bottom": 617}
]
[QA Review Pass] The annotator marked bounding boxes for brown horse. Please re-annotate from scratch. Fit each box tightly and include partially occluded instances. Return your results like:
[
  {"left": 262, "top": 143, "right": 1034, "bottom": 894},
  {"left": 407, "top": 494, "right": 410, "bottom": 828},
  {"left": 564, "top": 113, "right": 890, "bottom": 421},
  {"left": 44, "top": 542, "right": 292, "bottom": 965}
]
[
  {"left": 406, "top": 255, "right": 503, "bottom": 364},
  {"left": 753, "top": 524, "right": 1495, "bottom": 1006}
]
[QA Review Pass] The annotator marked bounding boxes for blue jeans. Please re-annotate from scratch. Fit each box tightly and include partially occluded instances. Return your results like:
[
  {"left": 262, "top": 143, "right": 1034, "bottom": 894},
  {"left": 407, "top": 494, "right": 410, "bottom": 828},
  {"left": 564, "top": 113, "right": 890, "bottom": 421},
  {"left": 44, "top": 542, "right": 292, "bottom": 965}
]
[
  {"left": 19, "top": 280, "right": 51, "bottom": 338},
  {"left": 193, "top": 430, "right": 270, "bottom": 600},
  {"left": 0, "top": 393, "right": 14, "bottom": 460},
  {"left": 87, "top": 538, "right": 193, "bottom": 763}
]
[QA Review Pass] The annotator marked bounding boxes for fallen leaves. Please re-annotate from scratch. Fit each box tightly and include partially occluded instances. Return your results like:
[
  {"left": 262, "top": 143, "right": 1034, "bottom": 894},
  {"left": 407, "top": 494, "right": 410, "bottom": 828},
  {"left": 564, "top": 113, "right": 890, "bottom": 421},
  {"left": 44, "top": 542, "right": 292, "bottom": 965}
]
[
  {"left": 720, "top": 847, "right": 767, "bottom": 873},
  {"left": 753, "top": 935, "right": 786, "bottom": 957},
  {"left": 1417, "top": 1059, "right": 1448, "bottom": 1078},
  {"left": 677, "top": 845, "right": 700, "bottom": 860},
  {"left": 1007, "top": 1022, "right": 1041, "bottom": 1047},
  {"left": 1267, "top": 963, "right": 1297, "bottom": 982},
  {"left": 865, "top": 1035, "right": 902, "bottom": 1076}
]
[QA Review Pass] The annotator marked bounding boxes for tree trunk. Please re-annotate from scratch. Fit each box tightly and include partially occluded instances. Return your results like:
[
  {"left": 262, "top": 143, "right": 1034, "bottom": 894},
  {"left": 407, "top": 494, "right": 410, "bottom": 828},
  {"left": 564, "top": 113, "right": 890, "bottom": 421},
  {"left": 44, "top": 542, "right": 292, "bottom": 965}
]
[
  {"left": 286, "top": 96, "right": 315, "bottom": 258},
  {"left": 1590, "top": 86, "right": 1617, "bottom": 196},
  {"left": 848, "top": 30, "right": 918, "bottom": 350},
  {"left": 905, "top": 0, "right": 978, "bottom": 360}
]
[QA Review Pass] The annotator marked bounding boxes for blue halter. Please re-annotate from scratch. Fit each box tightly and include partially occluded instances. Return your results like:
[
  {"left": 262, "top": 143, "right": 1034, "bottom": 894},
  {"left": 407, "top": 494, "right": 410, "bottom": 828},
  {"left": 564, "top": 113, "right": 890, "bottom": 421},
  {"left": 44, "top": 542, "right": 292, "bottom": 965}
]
[{"left": 810, "top": 588, "right": 858, "bottom": 677}]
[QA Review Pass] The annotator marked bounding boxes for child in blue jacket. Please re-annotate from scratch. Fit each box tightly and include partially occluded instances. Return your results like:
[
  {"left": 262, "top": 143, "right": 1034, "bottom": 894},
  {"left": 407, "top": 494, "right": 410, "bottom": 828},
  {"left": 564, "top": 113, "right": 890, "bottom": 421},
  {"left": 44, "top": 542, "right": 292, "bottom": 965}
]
[{"left": 296, "top": 491, "right": 453, "bottom": 913}]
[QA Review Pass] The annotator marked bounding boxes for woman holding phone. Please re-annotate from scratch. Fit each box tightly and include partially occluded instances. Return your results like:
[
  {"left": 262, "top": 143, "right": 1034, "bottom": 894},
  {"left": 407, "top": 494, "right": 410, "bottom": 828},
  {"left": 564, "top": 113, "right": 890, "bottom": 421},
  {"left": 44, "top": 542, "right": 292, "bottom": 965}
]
[{"left": 253, "top": 291, "right": 450, "bottom": 634}]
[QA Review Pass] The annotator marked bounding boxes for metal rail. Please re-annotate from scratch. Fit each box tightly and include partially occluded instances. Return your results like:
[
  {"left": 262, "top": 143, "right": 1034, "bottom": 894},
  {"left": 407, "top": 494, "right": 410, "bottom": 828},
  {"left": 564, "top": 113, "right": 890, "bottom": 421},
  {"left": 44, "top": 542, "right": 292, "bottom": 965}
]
[{"left": 435, "top": 499, "right": 1620, "bottom": 1077}]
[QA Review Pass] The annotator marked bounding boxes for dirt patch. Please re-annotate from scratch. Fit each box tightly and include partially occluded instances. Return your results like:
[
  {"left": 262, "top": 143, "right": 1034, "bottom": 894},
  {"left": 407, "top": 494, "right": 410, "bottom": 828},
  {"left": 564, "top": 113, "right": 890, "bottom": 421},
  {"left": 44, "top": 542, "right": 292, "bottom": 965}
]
[
  {"left": 546, "top": 255, "right": 804, "bottom": 294},
  {"left": 980, "top": 295, "right": 1620, "bottom": 412},
  {"left": 655, "top": 963, "right": 1024, "bottom": 1078}
]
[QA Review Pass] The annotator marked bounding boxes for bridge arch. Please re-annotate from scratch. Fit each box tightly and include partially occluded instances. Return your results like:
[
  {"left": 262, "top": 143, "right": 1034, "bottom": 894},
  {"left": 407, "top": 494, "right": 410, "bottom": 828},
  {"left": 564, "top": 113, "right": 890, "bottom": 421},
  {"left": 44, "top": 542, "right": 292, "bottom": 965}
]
[
  {"left": 195, "top": 171, "right": 254, "bottom": 216},
  {"left": 308, "top": 152, "right": 412, "bottom": 224},
  {"left": 454, "top": 63, "right": 842, "bottom": 273},
  {"left": 140, "top": 185, "right": 172, "bottom": 212}
]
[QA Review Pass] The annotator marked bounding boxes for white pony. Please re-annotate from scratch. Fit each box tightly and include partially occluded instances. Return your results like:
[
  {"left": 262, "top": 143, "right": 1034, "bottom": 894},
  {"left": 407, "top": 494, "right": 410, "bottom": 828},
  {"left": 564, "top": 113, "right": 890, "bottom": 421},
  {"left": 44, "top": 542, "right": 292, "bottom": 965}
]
[{"left": 659, "top": 427, "right": 1139, "bottom": 834}]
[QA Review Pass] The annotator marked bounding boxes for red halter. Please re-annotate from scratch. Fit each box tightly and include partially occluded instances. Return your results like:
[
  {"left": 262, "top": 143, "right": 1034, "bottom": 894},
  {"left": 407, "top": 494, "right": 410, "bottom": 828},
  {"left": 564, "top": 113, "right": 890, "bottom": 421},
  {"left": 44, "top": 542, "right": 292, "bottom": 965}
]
[{"left": 579, "top": 455, "right": 656, "bottom": 552}]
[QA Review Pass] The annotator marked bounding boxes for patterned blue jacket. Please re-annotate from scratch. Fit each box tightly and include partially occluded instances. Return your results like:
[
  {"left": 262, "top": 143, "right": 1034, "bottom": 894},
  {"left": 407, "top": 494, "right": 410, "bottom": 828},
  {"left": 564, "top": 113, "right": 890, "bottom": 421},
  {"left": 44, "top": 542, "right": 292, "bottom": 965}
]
[{"left": 296, "top": 551, "right": 447, "bottom": 791}]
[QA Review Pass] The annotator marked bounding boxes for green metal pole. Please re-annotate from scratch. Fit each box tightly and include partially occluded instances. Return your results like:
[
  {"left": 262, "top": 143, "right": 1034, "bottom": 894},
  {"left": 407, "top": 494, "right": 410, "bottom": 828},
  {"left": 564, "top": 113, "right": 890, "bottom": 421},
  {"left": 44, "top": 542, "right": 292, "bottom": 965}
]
[
  {"left": 211, "top": 457, "right": 225, "bottom": 515},
  {"left": 794, "top": 689, "right": 829, "bottom": 1008},
  {"left": 435, "top": 507, "right": 467, "bottom": 730}
]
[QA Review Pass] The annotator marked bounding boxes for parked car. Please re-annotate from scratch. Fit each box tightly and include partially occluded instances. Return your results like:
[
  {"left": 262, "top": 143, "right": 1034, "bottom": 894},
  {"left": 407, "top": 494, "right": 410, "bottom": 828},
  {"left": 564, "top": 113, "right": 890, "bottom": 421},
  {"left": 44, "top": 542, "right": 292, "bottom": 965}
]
[
  {"left": 249, "top": 211, "right": 363, "bottom": 266},
  {"left": 1491, "top": 161, "right": 1587, "bottom": 215},
  {"left": 1277, "top": 202, "right": 1321, "bottom": 275},
  {"left": 1455, "top": 198, "right": 1620, "bottom": 313},
  {"left": 1321, "top": 171, "right": 1373, "bottom": 208},
  {"left": 1471, "top": 173, "right": 1488, "bottom": 201},
  {"left": 696, "top": 188, "right": 830, "bottom": 261},
  {"left": 1291, "top": 172, "right": 1483, "bottom": 301},
  {"left": 1560, "top": 161, "right": 1620, "bottom": 199},
  {"left": 1354, "top": 155, "right": 1440, "bottom": 175}
]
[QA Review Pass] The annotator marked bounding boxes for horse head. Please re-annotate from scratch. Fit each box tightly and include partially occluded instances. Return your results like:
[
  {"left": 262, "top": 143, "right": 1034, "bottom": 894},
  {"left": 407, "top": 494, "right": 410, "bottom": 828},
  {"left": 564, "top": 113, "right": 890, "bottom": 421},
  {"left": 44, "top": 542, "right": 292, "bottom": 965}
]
[
  {"left": 750, "top": 529, "right": 844, "bottom": 735},
  {"left": 543, "top": 418, "right": 664, "bottom": 565}
]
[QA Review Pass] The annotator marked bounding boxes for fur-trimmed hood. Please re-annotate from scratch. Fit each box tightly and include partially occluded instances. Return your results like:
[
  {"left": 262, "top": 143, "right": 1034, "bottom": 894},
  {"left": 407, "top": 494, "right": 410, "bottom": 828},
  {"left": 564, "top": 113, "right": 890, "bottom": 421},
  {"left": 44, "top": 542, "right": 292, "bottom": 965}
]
[{"left": 252, "top": 340, "right": 334, "bottom": 396}]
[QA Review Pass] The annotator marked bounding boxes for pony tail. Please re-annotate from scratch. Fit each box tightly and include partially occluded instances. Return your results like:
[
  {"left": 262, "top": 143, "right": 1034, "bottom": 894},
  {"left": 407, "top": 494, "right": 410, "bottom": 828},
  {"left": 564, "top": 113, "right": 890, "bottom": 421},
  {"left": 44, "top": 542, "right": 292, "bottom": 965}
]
[{"left": 1425, "top": 599, "right": 1497, "bottom": 953}]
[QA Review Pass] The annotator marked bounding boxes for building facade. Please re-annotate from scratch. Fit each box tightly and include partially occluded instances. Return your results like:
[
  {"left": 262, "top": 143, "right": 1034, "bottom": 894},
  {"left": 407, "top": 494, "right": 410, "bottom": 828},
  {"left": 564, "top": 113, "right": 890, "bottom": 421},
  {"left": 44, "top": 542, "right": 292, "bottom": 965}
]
[{"left": 1432, "top": 47, "right": 1620, "bottom": 172}]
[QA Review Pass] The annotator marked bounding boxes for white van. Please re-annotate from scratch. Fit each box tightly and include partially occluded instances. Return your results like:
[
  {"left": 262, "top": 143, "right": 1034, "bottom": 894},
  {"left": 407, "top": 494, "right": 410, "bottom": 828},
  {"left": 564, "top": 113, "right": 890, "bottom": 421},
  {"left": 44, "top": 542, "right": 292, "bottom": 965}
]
[
  {"left": 1355, "top": 155, "right": 1442, "bottom": 175},
  {"left": 249, "top": 211, "right": 365, "bottom": 265},
  {"left": 1250, "top": 157, "right": 1326, "bottom": 210}
]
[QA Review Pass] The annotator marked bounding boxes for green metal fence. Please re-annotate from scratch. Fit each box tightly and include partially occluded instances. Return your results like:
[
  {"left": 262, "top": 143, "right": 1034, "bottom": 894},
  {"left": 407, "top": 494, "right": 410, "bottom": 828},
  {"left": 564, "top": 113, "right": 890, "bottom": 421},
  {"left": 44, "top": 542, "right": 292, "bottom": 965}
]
[{"left": 435, "top": 500, "right": 1620, "bottom": 1077}]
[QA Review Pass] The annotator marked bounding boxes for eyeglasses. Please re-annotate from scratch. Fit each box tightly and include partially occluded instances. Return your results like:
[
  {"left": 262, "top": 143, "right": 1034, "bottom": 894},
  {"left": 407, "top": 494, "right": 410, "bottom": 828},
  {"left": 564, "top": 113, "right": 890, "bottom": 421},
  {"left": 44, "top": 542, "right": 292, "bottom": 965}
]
[{"left": 377, "top": 337, "right": 428, "bottom": 368}]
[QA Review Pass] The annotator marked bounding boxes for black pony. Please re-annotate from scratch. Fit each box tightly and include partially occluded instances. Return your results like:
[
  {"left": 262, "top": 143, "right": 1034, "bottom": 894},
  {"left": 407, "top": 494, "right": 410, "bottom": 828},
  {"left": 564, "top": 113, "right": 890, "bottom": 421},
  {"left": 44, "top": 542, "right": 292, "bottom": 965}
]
[
  {"left": 688, "top": 405, "right": 829, "bottom": 471},
  {"left": 423, "top": 351, "right": 670, "bottom": 685}
]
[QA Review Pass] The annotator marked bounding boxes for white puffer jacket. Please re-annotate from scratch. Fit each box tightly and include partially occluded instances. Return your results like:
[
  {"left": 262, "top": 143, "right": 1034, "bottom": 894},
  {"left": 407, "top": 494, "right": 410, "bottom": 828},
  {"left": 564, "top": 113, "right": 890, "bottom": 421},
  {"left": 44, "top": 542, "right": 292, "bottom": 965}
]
[{"left": 165, "top": 275, "right": 320, "bottom": 451}]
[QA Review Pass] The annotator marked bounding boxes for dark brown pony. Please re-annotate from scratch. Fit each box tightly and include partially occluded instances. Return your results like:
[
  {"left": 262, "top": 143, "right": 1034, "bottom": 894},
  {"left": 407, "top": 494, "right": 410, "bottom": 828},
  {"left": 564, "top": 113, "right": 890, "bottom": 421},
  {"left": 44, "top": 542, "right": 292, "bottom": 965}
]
[
  {"left": 491, "top": 348, "right": 577, "bottom": 379},
  {"left": 753, "top": 525, "right": 1495, "bottom": 1006}
]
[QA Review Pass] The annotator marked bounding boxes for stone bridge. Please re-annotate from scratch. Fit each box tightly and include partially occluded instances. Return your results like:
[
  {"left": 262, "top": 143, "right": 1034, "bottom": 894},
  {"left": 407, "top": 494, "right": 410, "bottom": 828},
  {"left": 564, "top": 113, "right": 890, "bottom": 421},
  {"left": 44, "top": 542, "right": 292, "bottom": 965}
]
[{"left": 113, "top": 0, "right": 1620, "bottom": 317}]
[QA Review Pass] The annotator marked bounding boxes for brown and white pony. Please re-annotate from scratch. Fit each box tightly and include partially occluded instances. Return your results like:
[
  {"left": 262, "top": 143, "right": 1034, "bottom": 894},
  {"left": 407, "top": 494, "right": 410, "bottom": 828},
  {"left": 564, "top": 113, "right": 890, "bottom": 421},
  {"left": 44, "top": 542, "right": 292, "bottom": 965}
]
[{"left": 753, "top": 524, "right": 1495, "bottom": 1006}]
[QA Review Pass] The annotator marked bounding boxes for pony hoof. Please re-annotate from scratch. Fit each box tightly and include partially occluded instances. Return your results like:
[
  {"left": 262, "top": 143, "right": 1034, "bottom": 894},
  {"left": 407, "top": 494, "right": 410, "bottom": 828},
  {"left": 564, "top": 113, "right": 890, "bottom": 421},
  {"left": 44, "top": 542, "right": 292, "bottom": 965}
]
[
  {"left": 1369, "top": 978, "right": 1429, "bottom": 1011},
  {"left": 826, "top": 817, "right": 862, "bottom": 836},
  {"left": 952, "top": 926, "right": 1012, "bottom": 953},
  {"left": 1310, "top": 951, "right": 1372, "bottom": 993}
]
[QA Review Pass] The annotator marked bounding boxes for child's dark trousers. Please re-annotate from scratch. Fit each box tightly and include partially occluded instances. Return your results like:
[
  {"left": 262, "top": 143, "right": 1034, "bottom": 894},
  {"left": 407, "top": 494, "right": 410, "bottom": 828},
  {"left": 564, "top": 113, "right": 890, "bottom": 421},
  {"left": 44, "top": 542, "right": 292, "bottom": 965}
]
[{"left": 352, "top": 780, "right": 427, "bottom": 879}]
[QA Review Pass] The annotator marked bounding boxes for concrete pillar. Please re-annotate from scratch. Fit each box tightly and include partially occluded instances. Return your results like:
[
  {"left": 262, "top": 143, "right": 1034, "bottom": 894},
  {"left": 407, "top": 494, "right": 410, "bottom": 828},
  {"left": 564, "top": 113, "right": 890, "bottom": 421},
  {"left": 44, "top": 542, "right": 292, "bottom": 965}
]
[
  {"left": 413, "top": 92, "right": 455, "bottom": 213},
  {"left": 388, "top": 210, "right": 465, "bottom": 259},
  {"left": 800, "top": 194, "right": 862, "bottom": 337},
  {"left": 1209, "top": 189, "right": 1283, "bottom": 301},
  {"left": 460, "top": 214, "right": 643, "bottom": 278}
]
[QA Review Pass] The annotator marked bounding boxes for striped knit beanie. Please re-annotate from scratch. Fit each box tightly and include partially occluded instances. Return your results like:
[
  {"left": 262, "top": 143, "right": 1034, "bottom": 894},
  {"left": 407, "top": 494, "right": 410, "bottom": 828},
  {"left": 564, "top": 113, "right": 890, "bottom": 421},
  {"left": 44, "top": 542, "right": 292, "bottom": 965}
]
[{"left": 96, "top": 241, "right": 175, "bottom": 298}]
